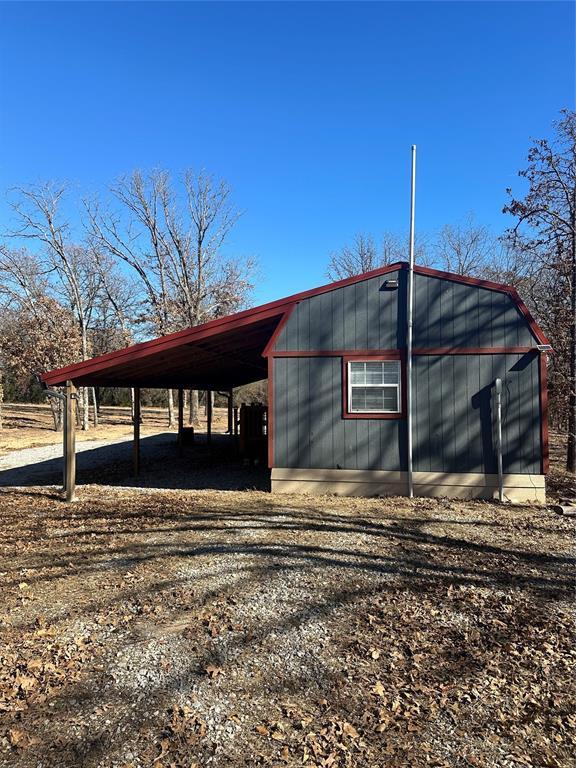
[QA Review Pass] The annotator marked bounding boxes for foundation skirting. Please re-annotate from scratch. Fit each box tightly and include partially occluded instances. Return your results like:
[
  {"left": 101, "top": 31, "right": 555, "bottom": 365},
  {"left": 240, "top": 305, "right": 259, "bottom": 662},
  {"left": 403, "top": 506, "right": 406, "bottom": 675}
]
[{"left": 271, "top": 468, "right": 546, "bottom": 503}]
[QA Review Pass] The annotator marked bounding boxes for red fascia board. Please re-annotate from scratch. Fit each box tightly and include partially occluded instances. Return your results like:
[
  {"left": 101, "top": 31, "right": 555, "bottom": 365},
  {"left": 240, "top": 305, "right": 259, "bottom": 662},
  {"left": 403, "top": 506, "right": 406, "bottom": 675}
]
[{"left": 262, "top": 304, "right": 297, "bottom": 357}]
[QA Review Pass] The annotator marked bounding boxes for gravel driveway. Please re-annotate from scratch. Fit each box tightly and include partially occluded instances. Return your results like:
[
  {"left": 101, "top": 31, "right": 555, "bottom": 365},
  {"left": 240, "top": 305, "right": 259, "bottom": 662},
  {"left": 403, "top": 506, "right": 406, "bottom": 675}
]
[
  {"left": 0, "top": 486, "right": 574, "bottom": 768},
  {"left": 0, "top": 433, "right": 269, "bottom": 491}
]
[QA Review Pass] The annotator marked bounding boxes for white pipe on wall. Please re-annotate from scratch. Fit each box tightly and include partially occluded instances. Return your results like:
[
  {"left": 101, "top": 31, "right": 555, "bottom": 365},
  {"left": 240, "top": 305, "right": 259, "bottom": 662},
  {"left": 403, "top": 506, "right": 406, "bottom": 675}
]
[{"left": 495, "top": 377, "right": 504, "bottom": 502}]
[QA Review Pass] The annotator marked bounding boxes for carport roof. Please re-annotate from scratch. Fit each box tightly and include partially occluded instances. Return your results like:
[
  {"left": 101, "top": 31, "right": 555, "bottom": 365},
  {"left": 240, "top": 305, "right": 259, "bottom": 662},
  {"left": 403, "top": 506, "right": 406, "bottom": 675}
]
[
  {"left": 41, "top": 262, "right": 401, "bottom": 389},
  {"left": 41, "top": 261, "right": 549, "bottom": 389}
]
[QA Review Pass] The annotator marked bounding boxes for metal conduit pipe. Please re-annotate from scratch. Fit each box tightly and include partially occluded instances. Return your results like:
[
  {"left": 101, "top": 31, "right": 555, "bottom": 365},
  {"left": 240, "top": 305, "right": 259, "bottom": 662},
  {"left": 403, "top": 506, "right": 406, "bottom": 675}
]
[
  {"left": 406, "top": 145, "right": 417, "bottom": 498},
  {"left": 494, "top": 378, "right": 504, "bottom": 503}
]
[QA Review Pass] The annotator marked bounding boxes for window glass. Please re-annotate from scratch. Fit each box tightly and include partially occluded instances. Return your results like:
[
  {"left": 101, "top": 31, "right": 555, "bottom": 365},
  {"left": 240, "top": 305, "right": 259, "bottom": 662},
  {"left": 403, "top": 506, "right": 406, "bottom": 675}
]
[{"left": 347, "top": 360, "right": 400, "bottom": 414}]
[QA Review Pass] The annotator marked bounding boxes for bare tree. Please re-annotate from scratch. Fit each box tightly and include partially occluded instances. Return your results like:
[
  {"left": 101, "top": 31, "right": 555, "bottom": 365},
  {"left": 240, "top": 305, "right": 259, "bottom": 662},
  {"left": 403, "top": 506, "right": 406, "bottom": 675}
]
[
  {"left": 327, "top": 233, "right": 380, "bottom": 281},
  {"left": 504, "top": 109, "right": 576, "bottom": 470},
  {"left": 327, "top": 230, "right": 428, "bottom": 280},
  {"left": 85, "top": 169, "right": 253, "bottom": 426},
  {"left": 435, "top": 213, "right": 494, "bottom": 276},
  {"left": 6, "top": 184, "right": 102, "bottom": 429},
  {"left": 0, "top": 286, "right": 83, "bottom": 430}
]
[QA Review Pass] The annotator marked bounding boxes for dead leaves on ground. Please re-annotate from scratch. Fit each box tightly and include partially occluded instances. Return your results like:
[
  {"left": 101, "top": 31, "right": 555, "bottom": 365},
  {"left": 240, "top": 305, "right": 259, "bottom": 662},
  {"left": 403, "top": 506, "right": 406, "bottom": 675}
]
[{"left": 0, "top": 488, "right": 574, "bottom": 767}]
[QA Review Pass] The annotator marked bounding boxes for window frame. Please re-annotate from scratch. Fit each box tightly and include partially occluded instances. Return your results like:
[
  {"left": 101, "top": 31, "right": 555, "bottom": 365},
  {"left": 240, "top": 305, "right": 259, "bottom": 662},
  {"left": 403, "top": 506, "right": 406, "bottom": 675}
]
[{"left": 342, "top": 353, "right": 405, "bottom": 420}]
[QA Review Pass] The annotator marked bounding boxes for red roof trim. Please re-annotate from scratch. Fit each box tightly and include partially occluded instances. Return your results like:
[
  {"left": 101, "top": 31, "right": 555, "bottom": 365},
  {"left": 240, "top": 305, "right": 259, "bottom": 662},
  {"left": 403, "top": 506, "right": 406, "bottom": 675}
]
[
  {"left": 262, "top": 304, "right": 297, "bottom": 358},
  {"left": 42, "top": 260, "right": 549, "bottom": 385}
]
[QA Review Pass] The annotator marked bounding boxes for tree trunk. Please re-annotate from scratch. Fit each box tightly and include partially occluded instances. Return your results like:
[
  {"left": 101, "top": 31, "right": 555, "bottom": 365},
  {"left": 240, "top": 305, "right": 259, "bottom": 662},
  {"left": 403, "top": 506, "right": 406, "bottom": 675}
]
[
  {"left": 167, "top": 389, "right": 175, "bottom": 427},
  {"left": 79, "top": 386, "right": 89, "bottom": 430},
  {"left": 49, "top": 398, "right": 63, "bottom": 431},
  {"left": 204, "top": 390, "right": 214, "bottom": 416},
  {"left": 0, "top": 371, "right": 3, "bottom": 430},
  {"left": 189, "top": 389, "right": 199, "bottom": 425},
  {"left": 91, "top": 387, "right": 98, "bottom": 427},
  {"left": 568, "top": 222, "right": 576, "bottom": 472},
  {"left": 130, "top": 387, "right": 135, "bottom": 421}
]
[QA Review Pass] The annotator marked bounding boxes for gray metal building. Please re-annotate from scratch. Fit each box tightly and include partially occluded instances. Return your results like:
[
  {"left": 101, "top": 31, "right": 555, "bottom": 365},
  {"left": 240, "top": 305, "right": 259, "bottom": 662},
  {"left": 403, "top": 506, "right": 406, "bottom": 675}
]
[
  {"left": 267, "top": 264, "right": 549, "bottom": 501},
  {"left": 43, "top": 262, "right": 549, "bottom": 502}
]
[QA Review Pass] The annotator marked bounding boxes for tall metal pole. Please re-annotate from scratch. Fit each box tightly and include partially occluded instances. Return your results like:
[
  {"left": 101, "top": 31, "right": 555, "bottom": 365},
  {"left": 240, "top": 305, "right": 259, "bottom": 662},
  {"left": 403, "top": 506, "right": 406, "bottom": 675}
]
[{"left": 406, "top": 145, "right": 417, "bottom": 498}]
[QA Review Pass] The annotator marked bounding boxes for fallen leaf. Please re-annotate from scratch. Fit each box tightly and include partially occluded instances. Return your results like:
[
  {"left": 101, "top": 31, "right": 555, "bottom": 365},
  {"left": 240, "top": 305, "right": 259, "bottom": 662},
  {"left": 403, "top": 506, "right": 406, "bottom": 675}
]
[
  {"left": 8, "top": 728, "right": 26, "bottom": 747},
  {"left": 373, "top": 680, "right": 385, "bottom": 697},
  {"left": 343, "top": 721, "right": 359, "bottom": 739},
  {"left": 205, "top": 664, "right": 223, "bottom": 678}
]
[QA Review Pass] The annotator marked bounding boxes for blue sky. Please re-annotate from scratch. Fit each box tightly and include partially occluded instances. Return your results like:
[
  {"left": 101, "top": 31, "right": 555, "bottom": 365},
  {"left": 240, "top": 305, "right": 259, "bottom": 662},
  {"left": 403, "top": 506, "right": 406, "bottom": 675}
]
[{"left": 0, "top": 1, "right": 574, "bottom": 304}]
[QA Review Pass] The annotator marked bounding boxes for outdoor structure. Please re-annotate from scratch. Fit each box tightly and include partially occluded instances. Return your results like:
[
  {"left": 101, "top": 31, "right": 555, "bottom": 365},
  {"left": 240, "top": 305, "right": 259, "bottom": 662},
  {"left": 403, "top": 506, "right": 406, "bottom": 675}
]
[{"left": 42, "top": 262, "right": 550, "bottom": 503}]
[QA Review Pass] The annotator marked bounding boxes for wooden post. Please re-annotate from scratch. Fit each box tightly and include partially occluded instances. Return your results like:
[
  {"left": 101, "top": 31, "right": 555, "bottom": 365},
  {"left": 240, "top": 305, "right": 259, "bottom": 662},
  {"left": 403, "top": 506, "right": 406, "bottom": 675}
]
[
  {"left": 227, "top": 390, "right": 233, "bottom": 434},
  {"left": 233, "top": 406, "right": 239, "bottom": 436},
  {"left": 206, "top": 389, "right": 212, "bottom": 446},
  {"left": 177, "top": 388, "right": 184, "bottom": 455},
  {"left": 65, "top": 381, "right": 76, "bottom": 502},
  {"left": 133, "top": 387, "right": 141, "bottom": 476}
]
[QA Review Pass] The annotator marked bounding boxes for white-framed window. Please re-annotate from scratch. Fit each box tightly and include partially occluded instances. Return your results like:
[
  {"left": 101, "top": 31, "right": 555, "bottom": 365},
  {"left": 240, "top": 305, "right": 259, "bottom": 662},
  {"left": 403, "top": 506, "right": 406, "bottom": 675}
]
[{"left": 347, "top": 360, "right": 401, "bottom": 414}]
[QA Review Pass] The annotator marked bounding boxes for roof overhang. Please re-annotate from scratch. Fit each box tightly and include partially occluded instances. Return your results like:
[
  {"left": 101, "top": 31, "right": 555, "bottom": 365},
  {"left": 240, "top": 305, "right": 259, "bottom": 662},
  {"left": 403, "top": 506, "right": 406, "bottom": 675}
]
[
  {"left": 42, "top": 304, "right": 292, "bottom": 389},
  {"left": 41, "top": 261, "right": 549, "bottom": 389}
]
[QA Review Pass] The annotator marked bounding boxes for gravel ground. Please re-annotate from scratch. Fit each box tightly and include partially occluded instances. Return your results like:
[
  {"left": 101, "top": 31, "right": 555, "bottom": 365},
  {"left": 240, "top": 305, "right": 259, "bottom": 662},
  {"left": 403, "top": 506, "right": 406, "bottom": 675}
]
[
  {"left": 0, "top": 433, "right": 268, "bottom": 491},
  {"left": 0, "top": 436, "right": 137, "bottom": 486},
  {"left": 0, "top": 486, "right": 574, "bottom": 768}
]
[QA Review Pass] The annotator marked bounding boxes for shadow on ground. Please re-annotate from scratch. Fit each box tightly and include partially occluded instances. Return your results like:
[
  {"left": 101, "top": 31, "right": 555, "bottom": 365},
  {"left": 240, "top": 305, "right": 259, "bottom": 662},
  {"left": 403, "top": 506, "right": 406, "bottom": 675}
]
[{"left": 0, "top": 433, "right": 270, "bottom": 491}]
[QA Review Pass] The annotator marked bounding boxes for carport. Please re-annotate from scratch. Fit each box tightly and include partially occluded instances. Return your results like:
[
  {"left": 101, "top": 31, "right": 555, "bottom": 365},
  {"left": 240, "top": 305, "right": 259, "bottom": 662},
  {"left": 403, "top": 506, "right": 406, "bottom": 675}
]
[{"left": 41, "top": 295, "right": 296, "bottom": 501}]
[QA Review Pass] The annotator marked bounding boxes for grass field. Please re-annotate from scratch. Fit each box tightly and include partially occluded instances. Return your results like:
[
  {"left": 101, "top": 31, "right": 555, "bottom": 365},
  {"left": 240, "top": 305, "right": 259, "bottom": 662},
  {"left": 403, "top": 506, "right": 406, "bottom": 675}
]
[{"left": 0, "top": 405, "right": 574, "bottom": 767}]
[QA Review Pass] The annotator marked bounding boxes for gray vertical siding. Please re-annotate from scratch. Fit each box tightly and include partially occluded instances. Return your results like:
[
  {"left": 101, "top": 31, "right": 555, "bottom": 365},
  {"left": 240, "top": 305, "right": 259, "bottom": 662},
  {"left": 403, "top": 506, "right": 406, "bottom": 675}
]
[
  {"left": 273, "top": 352, "right": 541, "bottom": 474},
  {"left": 273, "top": 357, "right": 407, "bottom": 471},
  {"left": 275, "top": 270, "right": 534, "bottom": 351},
  {"left": 412, "top": 352, "right": 541, "bottom": 474},
  {"left": 274, "top": 270, "right": 405, "bottom": 351},
  {"left": 272, "top": 270, "right": 542, "bottom": 475},
  {"left": 412, "top": 273, "right": 535, "bottom": 347}
]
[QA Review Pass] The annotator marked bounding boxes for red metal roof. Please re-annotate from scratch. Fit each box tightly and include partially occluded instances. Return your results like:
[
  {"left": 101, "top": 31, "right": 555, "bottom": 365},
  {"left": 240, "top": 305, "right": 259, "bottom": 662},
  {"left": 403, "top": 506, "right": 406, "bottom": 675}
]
[{"left": 42, "top": 262, "right": 549, "bottom": 388}]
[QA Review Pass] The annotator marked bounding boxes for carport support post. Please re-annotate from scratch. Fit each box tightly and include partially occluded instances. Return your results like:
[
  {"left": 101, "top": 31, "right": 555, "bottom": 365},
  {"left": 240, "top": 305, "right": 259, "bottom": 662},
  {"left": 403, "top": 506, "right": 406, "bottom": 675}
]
[
  {"left": 64, "top": 380, "right": 77, "bottom": 502},
  {"left": 206, "top": 390, "right": 213, "bottom": 445},
  {"left": 227, "top": 390, "right": 233, "bottom": 434},
  {"left": 177, "top": 388, "right": 184, "bottom": 456},
  {"left": 133, "top": 387, "right": 141, "bottom": 476}
]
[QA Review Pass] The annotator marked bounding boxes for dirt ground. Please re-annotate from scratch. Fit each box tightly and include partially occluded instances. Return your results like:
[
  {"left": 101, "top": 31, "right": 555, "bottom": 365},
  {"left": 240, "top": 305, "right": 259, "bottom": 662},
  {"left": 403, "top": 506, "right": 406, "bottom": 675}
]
[
  {"left": 0, "top": 403, "right": 229, "bottom": 456},
  {"left": 0, "top": 407, "right": 574, "bottom": 767}
]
